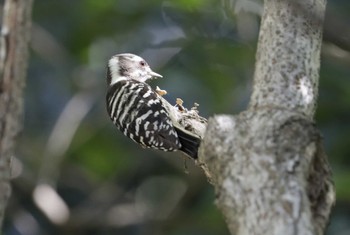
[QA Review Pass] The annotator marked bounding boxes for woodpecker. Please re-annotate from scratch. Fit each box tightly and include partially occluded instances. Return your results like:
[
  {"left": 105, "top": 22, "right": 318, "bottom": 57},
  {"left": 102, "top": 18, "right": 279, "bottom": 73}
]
[{"left": 106, "top": 53, "right": 200, "bottom": 159}]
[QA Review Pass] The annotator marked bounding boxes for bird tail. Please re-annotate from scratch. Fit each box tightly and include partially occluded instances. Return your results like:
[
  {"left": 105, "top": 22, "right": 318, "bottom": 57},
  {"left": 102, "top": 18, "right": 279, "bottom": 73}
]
[{"left": 175, "top": 127, "right": 201, "bottom": 159}]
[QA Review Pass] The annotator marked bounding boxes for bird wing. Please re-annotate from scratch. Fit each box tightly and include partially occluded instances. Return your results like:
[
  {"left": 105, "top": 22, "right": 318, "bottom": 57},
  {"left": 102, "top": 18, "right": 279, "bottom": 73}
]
[{"left": 125, "top": 90, "right": 181, "bottom": 151}]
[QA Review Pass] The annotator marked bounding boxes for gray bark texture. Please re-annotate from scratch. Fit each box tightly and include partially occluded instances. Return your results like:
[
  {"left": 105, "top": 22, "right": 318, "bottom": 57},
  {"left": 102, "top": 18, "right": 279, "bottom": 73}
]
[
  {"left": 197, "top": 0, "right": 336, "bottom": 234},
  {"left": 0, "top": 0, "right": 33, "bottom": 228}
]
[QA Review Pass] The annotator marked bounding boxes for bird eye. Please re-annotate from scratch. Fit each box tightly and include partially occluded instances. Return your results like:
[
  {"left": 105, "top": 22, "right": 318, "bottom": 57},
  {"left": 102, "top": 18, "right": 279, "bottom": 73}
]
[{"left": 140, "top": 61, "right": 146, "bottom": 66}]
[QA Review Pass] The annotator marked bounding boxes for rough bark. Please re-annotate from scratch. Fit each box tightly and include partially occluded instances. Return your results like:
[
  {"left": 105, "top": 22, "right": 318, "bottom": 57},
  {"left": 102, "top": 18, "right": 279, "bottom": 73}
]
[
  {"left": 0, "top": 0, "right": 33, "bottom": 228},
  {"left": 197, "top": 0, "right": 335, "bottom": 234}
]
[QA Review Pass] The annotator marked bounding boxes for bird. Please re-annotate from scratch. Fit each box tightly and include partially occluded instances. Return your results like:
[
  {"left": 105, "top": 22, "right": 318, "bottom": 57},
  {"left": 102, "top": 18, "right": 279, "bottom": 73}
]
[{"left": 105, "top": 53, "right": 201, "bottom": 159}]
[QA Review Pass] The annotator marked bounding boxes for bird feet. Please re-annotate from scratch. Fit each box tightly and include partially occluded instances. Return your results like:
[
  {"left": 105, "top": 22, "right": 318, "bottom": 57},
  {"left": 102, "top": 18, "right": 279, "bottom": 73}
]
[{"left": 155, "top": 86, "right": 167, "bottom": 96}]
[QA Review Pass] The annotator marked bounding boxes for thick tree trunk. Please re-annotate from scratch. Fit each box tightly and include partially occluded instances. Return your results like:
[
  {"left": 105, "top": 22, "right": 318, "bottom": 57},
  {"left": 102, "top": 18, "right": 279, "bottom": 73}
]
[
  {"left": 0, "top": 0, "right": 33, "bottom": 228},
  {"left": 198, "top": 0, "right": 335, "bottom": 234}
]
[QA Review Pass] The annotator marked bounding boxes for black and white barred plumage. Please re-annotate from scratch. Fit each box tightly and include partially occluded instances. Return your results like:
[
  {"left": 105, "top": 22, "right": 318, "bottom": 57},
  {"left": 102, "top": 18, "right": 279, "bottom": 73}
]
[{"left": 106, "top": 53, "right": 200, "bottom": 158}]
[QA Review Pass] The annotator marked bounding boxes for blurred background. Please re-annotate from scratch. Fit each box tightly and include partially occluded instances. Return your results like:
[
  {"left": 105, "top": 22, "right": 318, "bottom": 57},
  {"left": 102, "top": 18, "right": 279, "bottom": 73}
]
[{"left": 2, "top": 0, "right": 350, "bottom": 234}]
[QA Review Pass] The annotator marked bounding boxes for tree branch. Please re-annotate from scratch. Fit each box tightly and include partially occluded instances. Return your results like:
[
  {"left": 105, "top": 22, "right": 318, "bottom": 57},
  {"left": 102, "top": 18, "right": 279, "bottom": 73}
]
[
  {"left": 0, "top": 0, "right": 33, "bottom": 227},
  {"left": 323, "top": 4, "right": 350, "bottom": 53},
  {"left": 249, "top": 0, "right": 325, "bottom": 117},
  {"left": 197, "top": 0, "right": 335, "bottom": 234}
]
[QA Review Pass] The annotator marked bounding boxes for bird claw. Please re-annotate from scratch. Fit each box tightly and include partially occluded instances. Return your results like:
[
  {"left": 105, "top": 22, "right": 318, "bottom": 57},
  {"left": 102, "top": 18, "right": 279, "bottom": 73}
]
[
  {"left": 175, "top": 98, "right": 185, "bottom": 112},
  {"left": 155, "top": 86, "right": 167, "bottom": 96}
]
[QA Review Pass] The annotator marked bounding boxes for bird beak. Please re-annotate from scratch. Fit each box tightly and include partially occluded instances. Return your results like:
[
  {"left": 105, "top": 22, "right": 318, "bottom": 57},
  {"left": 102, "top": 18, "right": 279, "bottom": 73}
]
[{"left": 149, "top": 70, "right": 163, "bottom": 78}]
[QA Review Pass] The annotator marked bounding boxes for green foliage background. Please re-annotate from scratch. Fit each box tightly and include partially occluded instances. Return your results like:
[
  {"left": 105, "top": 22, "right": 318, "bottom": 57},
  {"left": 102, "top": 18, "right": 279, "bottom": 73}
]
[{"left": 4, "top": 0, "right": 350, "bottom": 234}]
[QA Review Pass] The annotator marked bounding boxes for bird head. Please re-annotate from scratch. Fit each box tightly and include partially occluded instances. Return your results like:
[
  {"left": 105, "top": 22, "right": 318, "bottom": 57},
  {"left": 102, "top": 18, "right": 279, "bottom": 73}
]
[{"left": 107, "top": 53, "right": 162, "bottom": 86}]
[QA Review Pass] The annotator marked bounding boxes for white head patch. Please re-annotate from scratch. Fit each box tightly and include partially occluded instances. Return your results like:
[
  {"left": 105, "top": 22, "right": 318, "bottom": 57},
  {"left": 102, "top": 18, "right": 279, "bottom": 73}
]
[
  {"left": 107, "top": 53, "right": 162, "bottom": 86},
  {"left": 108, "top": 56, "right": 126, "bottom": 85}
]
